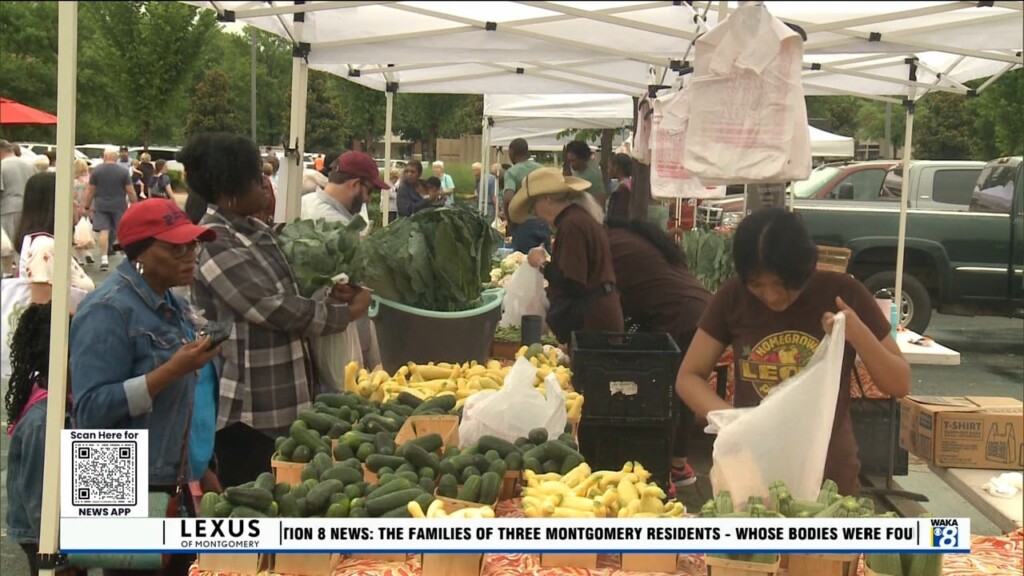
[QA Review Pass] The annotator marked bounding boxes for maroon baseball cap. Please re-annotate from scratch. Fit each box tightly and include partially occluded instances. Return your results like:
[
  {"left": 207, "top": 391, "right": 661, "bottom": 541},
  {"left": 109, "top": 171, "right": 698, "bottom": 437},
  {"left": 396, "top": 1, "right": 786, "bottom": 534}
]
[
  {"left": 335, "top": 151, "right": 390, "bottom": 190},
  {"left": 117, "top": 199, "right": 216, "bottom": 247}
]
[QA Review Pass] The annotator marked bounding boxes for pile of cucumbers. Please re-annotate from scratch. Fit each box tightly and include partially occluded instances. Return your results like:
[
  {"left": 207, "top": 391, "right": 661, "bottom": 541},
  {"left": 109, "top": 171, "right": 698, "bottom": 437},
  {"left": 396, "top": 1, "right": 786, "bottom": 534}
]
[{"left": 273, "top": 391, "right": 456, "bottom": 464}]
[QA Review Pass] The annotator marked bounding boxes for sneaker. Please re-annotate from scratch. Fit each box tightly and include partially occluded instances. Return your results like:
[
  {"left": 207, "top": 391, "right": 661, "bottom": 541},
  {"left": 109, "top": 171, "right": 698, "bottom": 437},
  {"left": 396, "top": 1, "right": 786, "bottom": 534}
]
[
  {"left": 85, "top": 254, "right": 95, "bottom": 264},
  {"left": 671, "top": 463, "right": 697, "bottom": 487},
  {"left": 99, "top": 259, "right": 109, "bottom": 272}
]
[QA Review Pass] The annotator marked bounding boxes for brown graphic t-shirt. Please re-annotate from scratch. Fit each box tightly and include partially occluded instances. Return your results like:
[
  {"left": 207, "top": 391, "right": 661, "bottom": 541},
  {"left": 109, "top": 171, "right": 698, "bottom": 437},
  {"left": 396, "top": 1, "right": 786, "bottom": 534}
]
[{"left": 699, "top": 271, "right": 892, "bottom": 496}]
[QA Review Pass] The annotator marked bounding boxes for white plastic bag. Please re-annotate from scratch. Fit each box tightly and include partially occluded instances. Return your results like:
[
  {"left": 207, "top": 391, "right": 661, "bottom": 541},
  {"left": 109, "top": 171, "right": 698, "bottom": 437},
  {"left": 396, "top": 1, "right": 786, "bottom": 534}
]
[
  {"left": 499, "top": 264, "right": 548, "bottom": 329},
  {"left": 74, "top": 217, "right": 96, "bottom": 249},
  {"left": 710, "top": 313, "right": 847, "bottom": 507},
  {"left": 458, "top": 357, "right": 567, "bottom": 448},
  {"left": 650, "top": 87, "right": 726, "bottom": 200},
  {"left": 684, "top": 3, "right": 811, "bottom": 185},
  {"left": 310, "top": 325, "right": 363, "bottom": 392},
  {"left": 0, "top": 226, "right": 12, "bottom": 257}
]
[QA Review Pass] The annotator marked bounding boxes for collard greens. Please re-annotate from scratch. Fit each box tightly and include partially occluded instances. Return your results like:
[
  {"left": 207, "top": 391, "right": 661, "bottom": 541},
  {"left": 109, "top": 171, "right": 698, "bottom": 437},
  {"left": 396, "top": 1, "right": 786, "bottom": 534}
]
[
  {"left": 353, "top": 205, "right": 502, "bottom": 311},
  {"left": 278, "top": 218, "right": 366, "bottom": 297}
]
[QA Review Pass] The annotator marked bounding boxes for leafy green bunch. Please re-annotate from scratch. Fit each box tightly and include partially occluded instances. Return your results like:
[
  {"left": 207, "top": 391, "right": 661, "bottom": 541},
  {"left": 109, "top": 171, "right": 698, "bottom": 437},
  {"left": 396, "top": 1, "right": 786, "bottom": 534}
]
[
  {"left": 278, "top": 218, "right": 366, "bottom": 297},
  {"left": 681, "top": 228, "right": 735, "bottom": 293},
  {"left": 353, "top": 205, "right": 502, "bottom": 312}
]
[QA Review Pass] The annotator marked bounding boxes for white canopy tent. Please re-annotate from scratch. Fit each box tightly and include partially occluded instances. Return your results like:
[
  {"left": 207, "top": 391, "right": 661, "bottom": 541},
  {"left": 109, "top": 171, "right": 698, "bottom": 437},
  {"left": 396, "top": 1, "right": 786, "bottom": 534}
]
[
  {"left": 808, "top": 126, "right": 854, "bottom": 158},
  {"left": 38, "top": 4, "right": 1023, "bottom": 572}
]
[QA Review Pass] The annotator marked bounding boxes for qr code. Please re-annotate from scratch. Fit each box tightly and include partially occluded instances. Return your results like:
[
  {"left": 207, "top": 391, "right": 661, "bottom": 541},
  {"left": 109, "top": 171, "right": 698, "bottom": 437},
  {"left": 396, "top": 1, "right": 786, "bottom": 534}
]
[{"left": 71, "top": 441, "right": 137, "bottom": 506}]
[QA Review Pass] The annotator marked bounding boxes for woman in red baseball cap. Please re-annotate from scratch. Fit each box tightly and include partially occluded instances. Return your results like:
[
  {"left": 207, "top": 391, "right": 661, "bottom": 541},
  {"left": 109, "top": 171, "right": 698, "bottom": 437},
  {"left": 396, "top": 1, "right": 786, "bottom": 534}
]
[{"left": 69, "top": 199, "right": 223, "bottom": 573}]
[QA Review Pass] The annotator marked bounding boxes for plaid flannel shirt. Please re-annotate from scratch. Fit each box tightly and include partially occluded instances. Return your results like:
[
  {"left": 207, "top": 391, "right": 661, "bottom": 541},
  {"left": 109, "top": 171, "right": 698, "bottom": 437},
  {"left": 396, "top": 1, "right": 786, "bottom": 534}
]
[{"left": 193, "top": 207, "right": 351, "bottom": 437}]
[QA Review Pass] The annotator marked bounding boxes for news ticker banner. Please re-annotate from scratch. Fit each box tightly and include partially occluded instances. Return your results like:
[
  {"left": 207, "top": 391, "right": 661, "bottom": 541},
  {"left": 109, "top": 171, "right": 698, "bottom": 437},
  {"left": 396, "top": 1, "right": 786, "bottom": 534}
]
[{"left": 60, "top": 517, "right": 971, "bottom": 554}]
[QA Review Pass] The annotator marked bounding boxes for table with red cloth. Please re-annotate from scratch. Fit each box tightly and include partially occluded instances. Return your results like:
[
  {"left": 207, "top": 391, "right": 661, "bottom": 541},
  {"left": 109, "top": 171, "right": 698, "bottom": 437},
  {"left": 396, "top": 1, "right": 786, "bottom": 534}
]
[{"left": 189, "top": 500, "right": 1023, "bottom": 576}]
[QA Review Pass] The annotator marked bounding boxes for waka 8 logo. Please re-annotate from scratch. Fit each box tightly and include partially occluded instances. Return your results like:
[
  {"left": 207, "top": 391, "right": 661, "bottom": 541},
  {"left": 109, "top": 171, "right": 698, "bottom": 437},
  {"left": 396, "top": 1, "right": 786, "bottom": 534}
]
[{"left": 930, "top": 521, "right": 959, "bottom": 548}]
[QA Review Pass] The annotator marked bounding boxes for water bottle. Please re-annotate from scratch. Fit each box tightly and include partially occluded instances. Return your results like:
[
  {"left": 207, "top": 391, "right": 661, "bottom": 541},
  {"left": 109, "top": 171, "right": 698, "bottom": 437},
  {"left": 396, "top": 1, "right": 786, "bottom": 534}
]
[{"left": 878, "top": 290, "right": 899, "bottom": 338}]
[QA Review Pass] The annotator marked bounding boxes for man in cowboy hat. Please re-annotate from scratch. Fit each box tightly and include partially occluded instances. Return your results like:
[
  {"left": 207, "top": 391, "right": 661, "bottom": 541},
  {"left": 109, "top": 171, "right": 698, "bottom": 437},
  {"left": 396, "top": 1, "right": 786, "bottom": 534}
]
[{"left": 514, "top": 168, "right": 623, "bottom": 344}]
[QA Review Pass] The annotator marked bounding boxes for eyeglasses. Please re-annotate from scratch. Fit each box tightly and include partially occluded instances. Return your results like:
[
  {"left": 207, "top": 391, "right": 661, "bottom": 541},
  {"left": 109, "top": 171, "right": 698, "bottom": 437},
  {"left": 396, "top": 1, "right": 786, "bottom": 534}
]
[{"left": 159, "top": 240, "right": 204, "bottom": 259}]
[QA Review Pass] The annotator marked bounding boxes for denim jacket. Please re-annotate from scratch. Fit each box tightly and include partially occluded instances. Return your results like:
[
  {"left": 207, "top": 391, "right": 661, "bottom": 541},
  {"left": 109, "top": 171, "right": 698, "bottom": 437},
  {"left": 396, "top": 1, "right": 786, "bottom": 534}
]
[
  {"left": 6, "top": 402, "right": 56, "bottom": 543},
  {"left": 70, "top": 259, "right": 197, "bottom": 486}
]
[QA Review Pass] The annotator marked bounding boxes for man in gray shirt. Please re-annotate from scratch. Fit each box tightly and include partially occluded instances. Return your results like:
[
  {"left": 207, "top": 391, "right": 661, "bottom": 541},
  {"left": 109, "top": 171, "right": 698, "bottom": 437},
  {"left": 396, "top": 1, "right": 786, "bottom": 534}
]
[
  {"left": 84, "top": 147, "right": 137, "bottom": 270},
  {"left": 0, "top": 139, "right": 37, "bottom": 248}
]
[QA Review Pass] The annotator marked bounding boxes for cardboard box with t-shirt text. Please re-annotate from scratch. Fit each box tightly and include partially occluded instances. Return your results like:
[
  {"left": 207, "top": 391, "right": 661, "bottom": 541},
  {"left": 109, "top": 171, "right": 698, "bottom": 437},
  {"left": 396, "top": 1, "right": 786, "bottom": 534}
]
[{"left": 899, "top": 396, "right": 1023, "bottom": 470}]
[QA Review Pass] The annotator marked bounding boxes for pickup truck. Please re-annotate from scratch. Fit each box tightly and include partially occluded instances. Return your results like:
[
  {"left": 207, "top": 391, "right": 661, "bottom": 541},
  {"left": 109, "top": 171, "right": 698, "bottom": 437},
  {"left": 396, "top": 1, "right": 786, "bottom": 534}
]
[{"left": 796, "top": 157, "right": 1022, "bottom": 333}]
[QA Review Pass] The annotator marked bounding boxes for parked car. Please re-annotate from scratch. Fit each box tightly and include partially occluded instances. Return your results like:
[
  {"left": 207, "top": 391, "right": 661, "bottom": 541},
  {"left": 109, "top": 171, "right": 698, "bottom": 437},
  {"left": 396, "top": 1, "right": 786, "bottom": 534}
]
[
  {"left": 795, "top": 157, "right": 1019, "bottom": 333},
  {"left": 21, "top": 143, "right": 89, "bottom": 161},
  {"left": 75, "top": 143, "right": 119, "bottom": 161},
  {"left": 128, "top": 146, "right": 183, "bottom": 173}
]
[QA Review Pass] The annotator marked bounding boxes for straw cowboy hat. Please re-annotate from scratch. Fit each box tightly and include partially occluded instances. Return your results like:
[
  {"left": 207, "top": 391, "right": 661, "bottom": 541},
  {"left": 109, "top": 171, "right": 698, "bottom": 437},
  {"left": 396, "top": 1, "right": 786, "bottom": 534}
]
[{"left": 509, "top": 167, "right": 591, "bottom": 224}]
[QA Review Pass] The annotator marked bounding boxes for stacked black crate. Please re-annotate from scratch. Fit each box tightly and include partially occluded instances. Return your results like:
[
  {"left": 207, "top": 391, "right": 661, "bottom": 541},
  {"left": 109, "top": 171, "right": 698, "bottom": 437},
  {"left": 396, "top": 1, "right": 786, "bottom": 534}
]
[{"left": 570, "top": 332, "right": 682, "bottom": 489}]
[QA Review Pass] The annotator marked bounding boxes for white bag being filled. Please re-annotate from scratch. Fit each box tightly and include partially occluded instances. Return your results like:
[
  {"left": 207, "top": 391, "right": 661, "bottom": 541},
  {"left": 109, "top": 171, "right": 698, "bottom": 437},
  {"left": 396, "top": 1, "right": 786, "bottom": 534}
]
[
  {"left": 650, "top": 87, "right": 726, "bottom": 200},
  {"left": 499, "top": 264, "right": 548, "bottom": 329},
  {"left": 709, "top": 313, "right": 847, "bottom": 507},
  {"left": 684, "top": 3, "right": 811, "bottom": 185},
  {"left": 458, "top": 357, "right": 566, "bottom": 448},
  {"left": 74, "top": 217, "right": 96, "bottom": 249}
]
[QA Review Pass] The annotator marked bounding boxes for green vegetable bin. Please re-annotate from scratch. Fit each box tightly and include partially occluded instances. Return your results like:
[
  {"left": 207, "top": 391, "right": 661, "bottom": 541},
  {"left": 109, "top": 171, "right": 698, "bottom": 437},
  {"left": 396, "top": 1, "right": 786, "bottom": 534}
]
[{"left": 370, "top": 288, "right": 505, "bottom": 373}]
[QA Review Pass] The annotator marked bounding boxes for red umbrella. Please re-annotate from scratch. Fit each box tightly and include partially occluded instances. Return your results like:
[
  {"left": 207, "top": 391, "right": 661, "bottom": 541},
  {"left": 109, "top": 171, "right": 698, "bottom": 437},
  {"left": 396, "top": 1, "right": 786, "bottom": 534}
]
[{"left": 0, "top": 97, "right": 58, "bottom": 125}]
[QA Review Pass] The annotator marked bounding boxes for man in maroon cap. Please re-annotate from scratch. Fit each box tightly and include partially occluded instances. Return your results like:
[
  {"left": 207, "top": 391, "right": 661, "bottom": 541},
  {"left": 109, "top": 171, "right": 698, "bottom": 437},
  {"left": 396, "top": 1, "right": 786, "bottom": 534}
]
[{"left": 301, "top": 151, "right": 390, "bottom": 229}]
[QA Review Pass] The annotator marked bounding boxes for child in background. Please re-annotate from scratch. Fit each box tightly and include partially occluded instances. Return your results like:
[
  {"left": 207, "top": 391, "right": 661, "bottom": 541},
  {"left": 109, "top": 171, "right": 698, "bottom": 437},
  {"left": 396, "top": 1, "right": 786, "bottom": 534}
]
[
  {"left": 4, "top": 303, "right": 75, "bottom": 576},
  {"left": 423, "top": 176, "right": 443, "bottom": 206}
]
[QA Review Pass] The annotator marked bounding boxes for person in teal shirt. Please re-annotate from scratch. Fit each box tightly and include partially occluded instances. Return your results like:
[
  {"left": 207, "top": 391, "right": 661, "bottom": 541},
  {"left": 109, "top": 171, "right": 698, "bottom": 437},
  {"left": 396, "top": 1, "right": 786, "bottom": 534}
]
[
  {"left": 564, "top": 140, "right": 607, "bottom": 209},
  {"left": 501, "top": 138, "right": 551, "bottom": 254}
]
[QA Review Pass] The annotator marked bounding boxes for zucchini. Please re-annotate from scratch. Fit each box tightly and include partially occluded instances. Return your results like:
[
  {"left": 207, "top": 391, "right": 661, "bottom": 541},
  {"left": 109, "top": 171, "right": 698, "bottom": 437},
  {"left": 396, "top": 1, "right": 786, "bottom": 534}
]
[
  {"left": 213, "top": 500, "right": 234, "bottom": 518},
  {"left": 402, "top": 443, "right": 437, "bottom": 472},
  {"left": 229, "top": 506, "right": 268, "bottom": 518},
  {"left": 290, "top": 420, "right": 329, "bottom": 453},
  {"left": 365, "top": 454, "right": 407, "bottom": 473},
  {"left": 505, "top": 452, "right": 523, "bottom": 471},
  {"left": 412, "top": 395, "right": 456, "bottom": 415},
  {"left": 527, "top": 428, "right": 548, "bottom": 445},
  {"left": 397, "top": 391, "right": 424, "bottom": 408},
  {"left": 292, "top": 445, "right": 312, "bottom": 463},
  {"left": 306, "top": 479, "right": 346, "bottom": 514},
  {"left": 458, "top": 476, "right": 482, "bottom": 503},
  {"left": 299, "top": 409, "right": 338, "bottom": 434},
  {"left": 224, "top": 487, "right": 273, "bottom": 510},
  {"left": 321, "top": 464, "right": 363, "bottom": 485},
  {"left": 366, "top": 488, "right": 424, "bottom": 517},
  {"left": 401, "top": 433, "right": 445, "bottom": 455},
  {"left": 277, "top": 493, "right": 300, "bottom": 517},
  {"left": 200, "top": 492, "right": 220, "bottom": 517},
  {"left": 356, "top": 442, "right": 376, "bottom": 461},
  {"left": 479, "top": 472, "right": 501, "bottom": 504},
  {"left": 478, "top": 435, "right": 517, "bottom": 458},
  {"left": 438, "top": 474, "right": 459, "bottom": 498}
]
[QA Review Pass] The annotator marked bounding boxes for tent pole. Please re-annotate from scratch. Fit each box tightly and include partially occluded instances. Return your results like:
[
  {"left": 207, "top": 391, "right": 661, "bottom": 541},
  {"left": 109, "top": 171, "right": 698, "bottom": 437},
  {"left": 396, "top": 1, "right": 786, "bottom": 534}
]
[
  {"left": 382, "top": 90, "right": 394, "bottom": 226},
  {"left": 479, "top": 117, "right": 490, "bottom": 214},
  {"left": 283, "top": 8, "right": 308, "bottom": 223},
  {"left": 38, "top": 4, "right": 78, "bottom": 576},
  {"left": 894, "top": 60, "right": 918, "bottom": 329}
]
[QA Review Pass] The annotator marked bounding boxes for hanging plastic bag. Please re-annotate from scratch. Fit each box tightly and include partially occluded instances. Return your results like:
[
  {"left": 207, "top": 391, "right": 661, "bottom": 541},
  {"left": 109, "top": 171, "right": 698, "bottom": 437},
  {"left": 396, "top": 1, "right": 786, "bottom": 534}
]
[
  {"left": 310, "top": 326, "right": 363, "bottom": 392},
  {"left": 74, "top": 217, "right": 96, "bottom": 249},
  {"left": 0, "top": 226, "right": 13, "bottom": 257},
  {"left": 498, "top": 264, "right": 548, "bottom": 329},
  {"left": 684, "top": 3, "right": 811, "bottom": 185},
  {"left": 650, "top": 87, "right": 726, "bottom": 200},
  {"left": 709, "top": 313, "right": 847, "bottom": 506},
  {"left": 458, "top": 357, "right": 566, "bottom": 448}
]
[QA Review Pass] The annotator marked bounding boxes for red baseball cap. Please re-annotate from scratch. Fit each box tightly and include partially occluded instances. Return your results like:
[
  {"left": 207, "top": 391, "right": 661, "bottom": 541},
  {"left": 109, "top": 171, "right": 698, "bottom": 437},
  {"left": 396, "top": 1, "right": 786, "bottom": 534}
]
[
  {"left": 335, "top": 151, "right": 390, "bottom": 190},
  {"left": 117, "top": 199, "right": 216, "bottom": 247}
]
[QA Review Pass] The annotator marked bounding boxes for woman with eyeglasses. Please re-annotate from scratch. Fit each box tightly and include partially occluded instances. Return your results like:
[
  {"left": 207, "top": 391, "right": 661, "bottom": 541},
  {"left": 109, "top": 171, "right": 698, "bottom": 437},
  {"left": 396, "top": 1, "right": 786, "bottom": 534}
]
[
  {"left": 181, "top": 132, "right": 370, "bottom": 487},
  {"left": 70, "top": 199, "right": 223, "bottom": 576}
]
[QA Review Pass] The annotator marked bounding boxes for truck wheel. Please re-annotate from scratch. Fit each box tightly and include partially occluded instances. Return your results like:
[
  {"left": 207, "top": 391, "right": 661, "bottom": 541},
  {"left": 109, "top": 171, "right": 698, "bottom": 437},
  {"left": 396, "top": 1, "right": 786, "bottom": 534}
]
[{"left": 863, "top": 272, "right": 932, "bottom": 334}]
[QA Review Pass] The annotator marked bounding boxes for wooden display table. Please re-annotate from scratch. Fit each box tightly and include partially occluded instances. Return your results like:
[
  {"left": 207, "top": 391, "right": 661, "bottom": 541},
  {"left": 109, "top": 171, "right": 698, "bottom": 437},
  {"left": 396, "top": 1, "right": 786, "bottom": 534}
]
[
  {"left": 929, "top": 465, "right": 1024, "bottom": 535},
  {"left": 896, "top": 329, "right": 961, "bottom": 366}
]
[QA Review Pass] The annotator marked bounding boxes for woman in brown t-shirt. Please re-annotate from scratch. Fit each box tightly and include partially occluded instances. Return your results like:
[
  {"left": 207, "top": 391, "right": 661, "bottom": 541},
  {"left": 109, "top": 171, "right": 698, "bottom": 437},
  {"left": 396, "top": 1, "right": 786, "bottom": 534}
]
[
  {"left": 509, "top": 168, "right": 624, "bottom": 344},
  {"left": 676, "top": 208, "right": 911, "bottom": 496}
]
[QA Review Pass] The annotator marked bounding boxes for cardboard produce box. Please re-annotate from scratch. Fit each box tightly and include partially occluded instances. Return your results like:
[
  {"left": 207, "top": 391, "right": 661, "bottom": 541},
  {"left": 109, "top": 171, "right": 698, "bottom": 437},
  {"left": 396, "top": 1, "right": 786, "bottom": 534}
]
[
  {"left": 395, "top": 415, "right": 460, "bottom": 452},
  {"left": 899, "top": 396, "right": 1024, "bottom": 470}
]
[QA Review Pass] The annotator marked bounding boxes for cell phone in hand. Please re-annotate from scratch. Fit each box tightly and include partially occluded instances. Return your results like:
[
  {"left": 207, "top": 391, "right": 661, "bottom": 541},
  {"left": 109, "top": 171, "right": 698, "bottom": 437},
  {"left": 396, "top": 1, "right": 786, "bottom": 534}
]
[{"left": 197, "top": 321, "right": 232, "bottom": 350}]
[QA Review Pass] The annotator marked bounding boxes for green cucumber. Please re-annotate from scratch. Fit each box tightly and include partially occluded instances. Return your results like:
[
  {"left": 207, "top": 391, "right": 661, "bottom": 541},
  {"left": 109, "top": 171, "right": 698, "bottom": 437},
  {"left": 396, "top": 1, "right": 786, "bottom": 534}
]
[
  {"left": 478, "top": 435, "right": 518, "bottom": 458},
  {"left": 438, "top": 474, "right": 459, "bottom": 498},
  {"left": 366, "top": 489, "right": 424, "bottom": 517},
  {"left": 458, "top": 476, "right": 482, "bottom": 503},
  {"left": 479, "top": 472, "right": 501, "bottom": 504},
  {"left": 306, "top": 479, "right": 346, "bottom": 514},
  {"left": 224, "top": 487, "right": 273, "bottom": 510}
]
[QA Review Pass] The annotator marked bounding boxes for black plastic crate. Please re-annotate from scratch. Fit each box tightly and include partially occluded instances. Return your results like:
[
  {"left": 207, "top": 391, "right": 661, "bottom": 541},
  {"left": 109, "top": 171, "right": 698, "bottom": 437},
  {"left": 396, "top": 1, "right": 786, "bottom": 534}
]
[
  {"left": 576, "top": 418, "right": 675, "bottom": 489},
  {"left": 851, "top": 397, "right": 908, "bottom": 477},
  {"left": 570, "top": 332, "right": 681, "bottom": 421}
]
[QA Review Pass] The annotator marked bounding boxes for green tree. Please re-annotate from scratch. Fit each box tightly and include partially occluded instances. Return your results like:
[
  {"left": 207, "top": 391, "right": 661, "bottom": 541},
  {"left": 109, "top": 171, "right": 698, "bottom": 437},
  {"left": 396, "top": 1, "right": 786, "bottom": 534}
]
[
  {"left": 337, "top": 79, "right": 386, "bottom": 154},
  {"left": 806, "top": 96, "right": 860, "bottom": 136},
  {"left": 185, "top": 70, "right": 242, "bottom": 137},
  {"left": 393, "top": 93, "right": 481, "bottom": 160},
  {"left": 913, "top": 92, "right": 978, "bottom": 160},
  {"left": 282, "top": 70, "right": 348, "bottom": 153},
  {"left": 0, "top": 1, "right": 60, "bottom": 142},
  {"left": 855, "top": 100, "right": 907, "bottom": 157},
  {"left": 969, "top": 68, "right": 1024, "bottom": 158}
]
